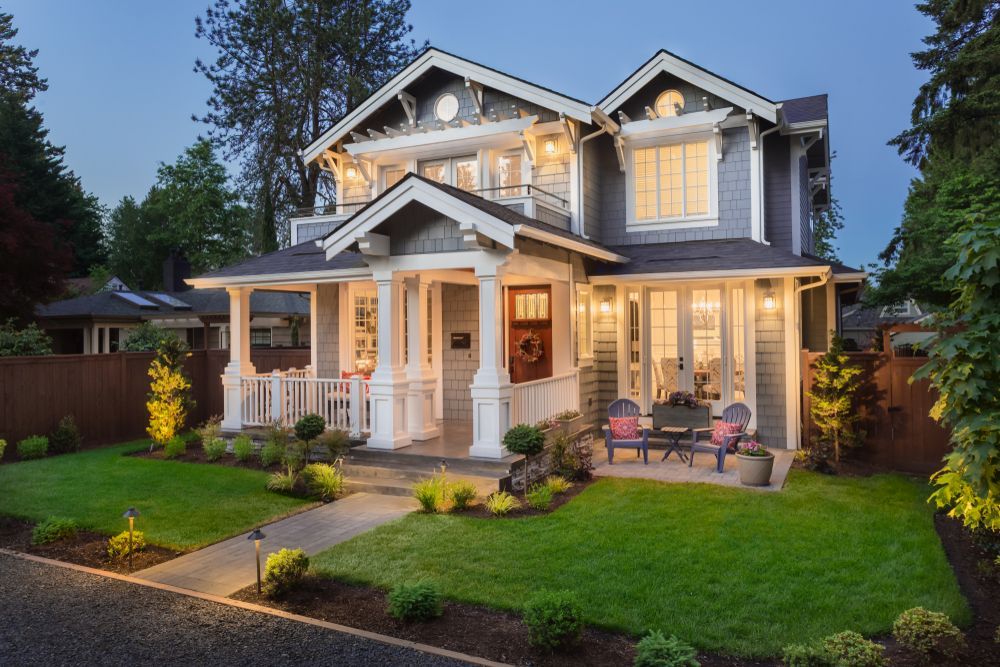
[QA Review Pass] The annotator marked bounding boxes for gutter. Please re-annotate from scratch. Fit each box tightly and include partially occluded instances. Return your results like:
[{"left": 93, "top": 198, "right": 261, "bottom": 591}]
[{"left": 756, "top": 120, "right": 783, "bottom": 245}]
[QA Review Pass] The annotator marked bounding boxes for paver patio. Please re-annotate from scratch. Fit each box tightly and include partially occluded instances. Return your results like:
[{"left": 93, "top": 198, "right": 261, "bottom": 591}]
[
  {"left": 134, "top": 493, "right": 415, "bottom": 596},
  {"left": 592, "top": 446, "right": 794, "bottom": 491}
]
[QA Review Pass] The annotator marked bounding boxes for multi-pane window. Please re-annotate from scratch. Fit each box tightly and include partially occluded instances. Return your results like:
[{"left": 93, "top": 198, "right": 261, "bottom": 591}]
[
  {"left": 419, "top": 156, "right": 478, "bottom": 192},
  {"left": 420, "top": 162, "right": 445, "bottom": 183},
  {"left": 250, "top": 328, "right": 272, "bottom": 348},
  {"left": 353, "top": 288, "right": 378, "bottom": 373},
  {"left": 383, "top": 165, "right": 406, "bottom": 190},
  {"left": 496, "top": 153, "right": 522, "bottom": 197},
  {"left": 455, "top": 157, "right": 478, "bottom": 191},
  {"left": 576, "top": 289, "right": 592, "bottom": 360},
  {"left": 633, "top": 140, "right": 710, "bottom": 221},
  {"left": 730, "top": 288, "right": 746, "bottom": 401},
  {"left": 691, "top": 288, "right": 722, "bottom": 402}
]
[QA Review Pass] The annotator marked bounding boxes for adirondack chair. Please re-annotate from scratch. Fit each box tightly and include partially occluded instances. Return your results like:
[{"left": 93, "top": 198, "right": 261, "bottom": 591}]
[
  {"left": 689, "top": 402, "right": 752, "bottom": 473},
  {"left": 604, "top": 398, "right": 649, "bottom": 464}
]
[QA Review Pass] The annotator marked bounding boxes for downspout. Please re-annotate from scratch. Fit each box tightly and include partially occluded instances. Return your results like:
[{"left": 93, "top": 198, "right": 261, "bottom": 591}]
[
  {"left": 575, "top": 124, "right": 610, "bottom": 240},
  {"left": 757, "top": 121, "right": 783, "bottom": 245}
]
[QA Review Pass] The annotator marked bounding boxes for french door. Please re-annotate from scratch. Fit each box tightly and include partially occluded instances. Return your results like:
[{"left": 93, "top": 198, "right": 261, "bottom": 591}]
[{"left": 627, "top": 284, "right": 746, "bottom": 416}]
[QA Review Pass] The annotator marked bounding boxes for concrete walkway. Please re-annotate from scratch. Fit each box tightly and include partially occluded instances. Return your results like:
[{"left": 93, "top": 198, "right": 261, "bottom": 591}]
[{"left": 134, "top": 493, "right": 415, "bottom": 596}]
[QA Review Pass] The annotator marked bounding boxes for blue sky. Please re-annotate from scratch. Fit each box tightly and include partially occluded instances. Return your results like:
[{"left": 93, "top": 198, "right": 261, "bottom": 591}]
[{"left": 8, "top": 1, "right": 931, "bottom": 269}]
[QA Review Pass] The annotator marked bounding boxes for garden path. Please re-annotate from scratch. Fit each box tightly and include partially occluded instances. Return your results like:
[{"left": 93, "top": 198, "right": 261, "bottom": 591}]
[{"left": 133, "top": 493, "right": 415, "bottom": 596}]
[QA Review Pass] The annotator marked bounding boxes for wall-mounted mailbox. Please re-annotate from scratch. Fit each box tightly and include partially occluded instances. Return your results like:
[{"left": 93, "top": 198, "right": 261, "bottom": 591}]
[{"left": 450, "top": 332, "right": 471, "bottom": 349}]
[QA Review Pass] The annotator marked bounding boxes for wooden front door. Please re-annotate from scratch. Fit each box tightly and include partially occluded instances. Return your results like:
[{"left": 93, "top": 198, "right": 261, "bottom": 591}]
[{"left": 507, "top": 286, "right": 553, "bottom": 384}]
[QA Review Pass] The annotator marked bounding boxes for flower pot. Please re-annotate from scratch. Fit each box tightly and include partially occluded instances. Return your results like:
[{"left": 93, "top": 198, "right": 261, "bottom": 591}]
[
  {"left": 736, "top": 453, "right": 774, "bottom": 486},
  {"left": 556, "top": 415, "right": 584, "bottom": 438}
]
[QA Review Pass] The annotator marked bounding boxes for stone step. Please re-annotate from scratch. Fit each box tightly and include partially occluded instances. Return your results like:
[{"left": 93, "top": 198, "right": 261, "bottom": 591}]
[
  {"left": 345, "top": 474, "right": 501, "bottom": 498},
  {"left": 346, "top": 448, "right": 517, "bottom": 478}
]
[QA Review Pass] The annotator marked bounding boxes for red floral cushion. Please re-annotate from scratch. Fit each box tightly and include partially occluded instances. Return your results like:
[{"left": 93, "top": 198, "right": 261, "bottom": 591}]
[
  {"left": 609, "top": 416, "right": 641, "bottom": 440},
  {"left": 711, "top": 421, "right": 742, "bottom": 448}
]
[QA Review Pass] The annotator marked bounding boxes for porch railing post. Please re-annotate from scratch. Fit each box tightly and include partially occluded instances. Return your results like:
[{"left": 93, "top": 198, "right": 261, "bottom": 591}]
[
  {"left": 349, "top": 376, "right": 362, "bottom": 439},
  {"left": 270, "top": 371, "right": 282, "bottom": 423}
]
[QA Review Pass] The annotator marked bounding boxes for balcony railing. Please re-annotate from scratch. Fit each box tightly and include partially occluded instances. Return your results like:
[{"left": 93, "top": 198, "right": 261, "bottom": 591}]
[
  {"left": 471, "top": 184, "right": 569, "bottom": 210},
  {"left": 292, "top": 201, "right": 367, "bottom": 218},
  {"left": 241, "top": 372, "right": 371, "bottom": 438}
]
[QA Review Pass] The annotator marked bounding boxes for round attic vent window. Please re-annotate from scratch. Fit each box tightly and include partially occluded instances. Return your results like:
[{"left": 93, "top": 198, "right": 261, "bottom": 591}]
[
  {"left": 434, "top": 93, "right": 460, "bottom": 122},
  {"left": 655, "top": 90, "right": 685, "bottom": 118}
]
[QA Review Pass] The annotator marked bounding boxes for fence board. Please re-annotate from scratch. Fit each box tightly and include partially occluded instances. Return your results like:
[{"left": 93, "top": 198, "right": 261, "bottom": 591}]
[{"left": 0, "top": 349, "right": 310, "bottom": 453}]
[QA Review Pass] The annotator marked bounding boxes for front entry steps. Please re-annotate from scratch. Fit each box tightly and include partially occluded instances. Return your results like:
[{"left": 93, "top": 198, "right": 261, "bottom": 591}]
[{"left": 342, "top": 448, "right": 515, "bottom": 497}]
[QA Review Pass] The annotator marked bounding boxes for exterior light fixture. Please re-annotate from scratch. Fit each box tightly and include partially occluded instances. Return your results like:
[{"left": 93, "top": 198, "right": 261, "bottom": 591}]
[
  {"left": 248, "top": 528, "right": 266, "bottom": 595},
  {"left": 599, "top": 298, "right": 612, "bottom": 314},
  {"left": 122, "top": 507, "right": 140, "bottom": 571},
  {"left": 763, "top": 291, "right": 777, "bottom": 310},
  {"left": 345, "top": 166, "right": 358, "bottom": 180},
  {"left": 544, "top": 139, "right": 557, "bottom": 154}
]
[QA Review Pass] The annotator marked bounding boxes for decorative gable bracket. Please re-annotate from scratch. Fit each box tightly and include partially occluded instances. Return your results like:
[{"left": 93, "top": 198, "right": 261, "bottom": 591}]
[
  {"left": 397, "top": 92, "right": 417, "bottom": 126},
  {"left": 464, "top": 77, "right": 484, "bottom": 116},
  {"left": 559, "top": 113, "right": 578, "bottom": 153},
  {"left": 713, "top": 123, "right": 724, "bottom": 161},
  {"left": 746, "top": 111, "right": 759, "bottom": 150}
]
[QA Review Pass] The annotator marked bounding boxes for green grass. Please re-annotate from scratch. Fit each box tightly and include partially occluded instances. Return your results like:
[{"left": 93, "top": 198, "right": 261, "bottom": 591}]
[
  {"left": 0, "top": 441, "right": 311, "bottom": 550},
  {"left": 312, "top": 470, "right": 968, "bottom": 657}
]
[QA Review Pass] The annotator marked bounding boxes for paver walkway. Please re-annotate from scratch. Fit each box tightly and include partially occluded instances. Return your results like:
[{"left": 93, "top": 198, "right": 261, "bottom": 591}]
[
  {"left": 593, "top": 447, "right": 794, "bottom": 491},
  {"left": 134, "top": 493, "right": 415, "bottom": 596}
]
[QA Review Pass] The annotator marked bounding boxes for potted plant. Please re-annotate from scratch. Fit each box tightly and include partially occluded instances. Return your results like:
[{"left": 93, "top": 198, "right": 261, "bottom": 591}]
[
  {"left": 503, "top": 424, "right": 546, "bottom": 495},
  {"left": 652, "top": 391, "right": 712, "bottom": 429},
  {"left": 735, "top": 441, "right": 774, "bottom": 486},
  {"left": 553, "top": 409, "right": 583, "bottom": 437}
]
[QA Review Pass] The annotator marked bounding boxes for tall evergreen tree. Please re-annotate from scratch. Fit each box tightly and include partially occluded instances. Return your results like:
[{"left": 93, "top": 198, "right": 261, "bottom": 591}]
[
  {"left": 194, "top": 0, "right": 424, "bottom": 248},
  {"left": 0, "top": 11, "right": 46, "bottom": 101}
]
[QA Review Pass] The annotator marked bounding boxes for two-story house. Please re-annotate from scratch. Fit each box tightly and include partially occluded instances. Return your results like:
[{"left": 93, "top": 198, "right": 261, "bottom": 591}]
[{"left": 188, "top": 48, "right": 864, "bottom": 459}]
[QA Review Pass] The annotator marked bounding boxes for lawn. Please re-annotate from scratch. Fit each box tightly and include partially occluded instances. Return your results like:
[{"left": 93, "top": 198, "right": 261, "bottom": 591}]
[
  {"left": 0, "top": 442, "right": 311, "bottom": 550},
  {"left": 312, "top": 470, "right": 969, "bottom": 657}
]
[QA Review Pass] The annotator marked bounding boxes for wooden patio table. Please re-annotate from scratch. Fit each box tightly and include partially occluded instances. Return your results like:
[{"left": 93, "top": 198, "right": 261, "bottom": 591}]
[{"left": 659, "top": 426, "right": 690, "bottom": 462}]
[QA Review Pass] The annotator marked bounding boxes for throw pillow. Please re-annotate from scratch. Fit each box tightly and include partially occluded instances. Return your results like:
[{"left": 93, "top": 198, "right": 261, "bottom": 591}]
[
  {"left": 710, "top": 421, "right": 742, "bottom": 449},
  {"left": 609, "top": 416, "right": 640, "bottom": 440}
]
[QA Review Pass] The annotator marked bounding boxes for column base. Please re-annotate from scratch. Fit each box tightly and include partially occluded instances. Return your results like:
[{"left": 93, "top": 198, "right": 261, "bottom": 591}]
[
  {"left": 407, "top": 375, "right": 439, "bottom": 441},
  {"left": 367, "top": 369, "right": 412, "bottom": 450},
  {"left": 469, "top": 382, "right": 513, "bottom": 459}
]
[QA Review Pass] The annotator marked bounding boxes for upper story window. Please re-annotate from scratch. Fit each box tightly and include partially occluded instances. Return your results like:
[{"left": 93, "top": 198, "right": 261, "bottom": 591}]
[
  {"left": 496, "top": 152, "right": 522, "bottom": 197},
  {"left": 382, "top": 165, "right": 406, "bottom": 190},
  {"left": 655, "top": 90, "right": 685, "bottom": 118},
  {"left": 628, "top": 136, "right": 716, "bottom": 229},
  {"left": 419, "top": 156, "right": 478, "bottom": 191},
  {"left": 434, "top": 93, "right": 460, "bottom": 122}
]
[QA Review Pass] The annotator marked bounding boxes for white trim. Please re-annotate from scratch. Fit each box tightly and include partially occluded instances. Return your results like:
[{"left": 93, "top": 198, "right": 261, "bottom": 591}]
[
  {"left": 598, "top": 51, "right": 778, "bottom": 124},
  {"left": 186, "top": 267, "right": 372, "bottom": 290},
  {"left": 618, "top": 107, "right": 733, "bottom": 140},
  {"left": 302, "top": 49, "right": 592, "bottom": 165},
  {"left": 783, "top": 276, "right": 799, "bottom": 449},
  {"left": 590, "top": 265, "right": 832, "bottom": 285},
  {"left": 743, "top": 280, "right": 758, "bottom": 430},
  {"left": 749, "top": 129, "right": 762, "bottom": 243},
  {"left": 345, "top": 115, "right": 537, "bottom": 160},
  {"left": 789, "top": 139, "right": 805, "bottom": 256},
  {"left": 511, "top": 224, "right": 627, "bottom": 263}
]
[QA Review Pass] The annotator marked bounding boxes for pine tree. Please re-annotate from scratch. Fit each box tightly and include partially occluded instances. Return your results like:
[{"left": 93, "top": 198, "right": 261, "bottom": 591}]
[{"left": 807, "top": 335, "right": 863, "bottom": 465}]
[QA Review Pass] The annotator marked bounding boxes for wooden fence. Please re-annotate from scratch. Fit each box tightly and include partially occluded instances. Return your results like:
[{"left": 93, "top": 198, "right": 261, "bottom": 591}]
[
  {"left": 800, "top": 349, "right": 950, "bottom": 474},
  {"left": 0, "top": 349, "right": 310, "bottom": 450}
]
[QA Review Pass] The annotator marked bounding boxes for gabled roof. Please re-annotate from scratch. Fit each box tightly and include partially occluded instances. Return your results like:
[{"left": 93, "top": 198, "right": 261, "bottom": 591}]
[
  {"left": 35, "top": 290, "right": 310, "bottom": 321},
  {"left": 189, "top": 243, "right": 368, "bottom": 287},
  {"left": 598, "top": 49, "right": 778, "bottom": 123},
  {"left": 301, "top": 47, "right": 593, "bottom": 165}
]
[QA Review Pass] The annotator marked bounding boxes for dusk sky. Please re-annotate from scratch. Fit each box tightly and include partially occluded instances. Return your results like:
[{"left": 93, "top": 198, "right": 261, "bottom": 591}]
[{"left": 7, "top": 1, "right": 932, "bottom": 270}]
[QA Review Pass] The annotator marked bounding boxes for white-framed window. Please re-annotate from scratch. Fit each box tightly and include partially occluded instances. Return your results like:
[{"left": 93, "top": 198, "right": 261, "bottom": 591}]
[
  {"left": 626, "top": 134, "right": 717, "bottom": 230},
  {"left": 418, "top": 155, "right": 478, "bottom": 192},
  {"left": 352, "top": 287, "right": 378, "bottom": 373},
  {"left": 496, "top": 151, "right": 522, "bottom": 197},
  {"left": 381, "top": 164, "right": 406, "bottom": 191},
  {"left": 576, "top": 287, "right": 593, "bottom": 362},
  {"left": 250, "top": 327, "right": 272, "bottom": 348},
  {"left": 655, "top": 89, "right": 685, "bottom": 118}
]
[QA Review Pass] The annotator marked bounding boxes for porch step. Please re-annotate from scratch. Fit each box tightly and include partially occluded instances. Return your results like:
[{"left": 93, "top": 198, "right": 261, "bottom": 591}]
[
  {"left": 345, "top": 471, "right": 503, "bottom": 497},
  {"left": 346, "top": 447, "right": 517, "bottom": 478}
]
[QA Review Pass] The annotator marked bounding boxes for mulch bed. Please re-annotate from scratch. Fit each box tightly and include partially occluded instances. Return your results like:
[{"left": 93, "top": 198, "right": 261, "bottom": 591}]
[
  {"left": 0, "top": 516, "right": 181, "bottom": 574},
  {"left": 454, "top": 478, "right": 595, "bottom": 519},
  {"left": 130, "top": 446, "right": 282, "bottom": 471}
]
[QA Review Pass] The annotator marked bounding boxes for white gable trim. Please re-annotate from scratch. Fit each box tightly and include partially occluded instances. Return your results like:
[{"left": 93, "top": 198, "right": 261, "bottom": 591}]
[
  {"left": 302, "top": 49, "right": 592, "bottom": 165},
  {"left": 321, "top": 178, "right": 517, "bottom": 259},
  {"left": 599, "top": 51, "right": 777, "bottom": 124}
]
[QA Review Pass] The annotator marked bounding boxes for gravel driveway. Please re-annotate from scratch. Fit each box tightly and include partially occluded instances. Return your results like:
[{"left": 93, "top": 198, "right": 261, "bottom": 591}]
[{"left": 0, "top": 552, "right": 471, "bottom": 666}]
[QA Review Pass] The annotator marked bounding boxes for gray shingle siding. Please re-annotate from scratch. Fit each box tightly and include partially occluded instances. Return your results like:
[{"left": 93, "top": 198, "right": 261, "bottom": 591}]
[
  {"left": 315, "top": 283, "right": 339, "bottom": 378},
  {"left": 754, "top": 279, "right": 786, "bottom": 447},
  {"left": 296, "top": 220, "right": 339, "bottom": 244},
  {"left": 764, "top": 133, "right": 792, "bottom": 251},
  {"left": 582, "top": 135, "right": 604, "bottom": 241},
  {"left": 615, "top": 72, "right": 727, "bottom": 120},
  {"left": 799, "top": 155, "right": 813, "bottom": 255},
  {"left": 383, "top": 207, "right": 467, "bottom": 254},
  {"left": 441, "top": 283, "right": 478, "bottom": 421},
  {"left": 593, "top": 285, "right": 619, "bottom": 415}
]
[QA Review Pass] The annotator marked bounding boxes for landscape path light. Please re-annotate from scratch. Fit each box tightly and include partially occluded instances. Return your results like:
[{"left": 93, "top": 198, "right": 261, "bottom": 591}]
[
  {"left": 248, "top": 528, "right": 266, "bottom": 595},
  {"left": 122, "top": 507, "right": 140, "bottom": 571}
]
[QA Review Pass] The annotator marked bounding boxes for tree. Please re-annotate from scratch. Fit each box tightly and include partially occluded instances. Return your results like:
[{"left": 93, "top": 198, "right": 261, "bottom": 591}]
[
  {"left": 0, "top": 318, "right": 51, "bottom": 356},
  {"left": 920, "top": 213, "right": 1000, "bottom": 531},
  {"left": 122, "top": 322, "right": 182, "bottom": 352},
  {"left": 868, "top": 1, "right": 999, "bottom": 308},
  {"left": 146, "top": 337, "right": 194, "bottom": 447},
  {"left": 0, "top": 11, "right": 46, "bottom": 101},
  {"left": 806, "top": 335, "right": 864, "bottom": 466},
  {"left": 195, "top": 0, "right": 424, "bottom": 248},
  {"left": 812, "top": 196, "right": 845, "bottom": 263}
]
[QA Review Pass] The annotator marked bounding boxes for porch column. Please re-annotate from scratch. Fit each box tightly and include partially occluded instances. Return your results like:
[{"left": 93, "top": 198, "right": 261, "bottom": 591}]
[
  {"left": 405, "top": 276, "right": 439, "bottom": 440},
  {"left": 367, "top": 274, "right": 411, "bottom": 449},
  {"left": 469, "top": 269, "right": 513, "bottom": 458},
  {"left": 221, "top": 287, "right": 255, "bottom": 431}
]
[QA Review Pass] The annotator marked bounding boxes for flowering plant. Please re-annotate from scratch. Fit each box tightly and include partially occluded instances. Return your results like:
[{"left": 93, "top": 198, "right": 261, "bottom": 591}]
[
  {"left": 737, "top": 441, "right": 769, "bottom": 457},
  {"left": 667, "top": 391, "right": 703, "bottom": 408}
]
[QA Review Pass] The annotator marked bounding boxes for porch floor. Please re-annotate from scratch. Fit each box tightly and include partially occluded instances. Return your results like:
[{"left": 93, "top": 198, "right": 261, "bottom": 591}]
[
  {"left": 592, "top": 446, "right": 794, "bottom": 491},
  {"left": 353, "top": 421, "right": 521, "bottom": 464}
]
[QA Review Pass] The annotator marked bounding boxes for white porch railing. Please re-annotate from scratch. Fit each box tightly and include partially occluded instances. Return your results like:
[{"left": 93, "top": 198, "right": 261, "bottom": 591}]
[
  {"left": 511, "top": 370, "right": 580, "bottom": 427},
  {"left": 240, "top": 373, "right": 370, "bottom": 438}
]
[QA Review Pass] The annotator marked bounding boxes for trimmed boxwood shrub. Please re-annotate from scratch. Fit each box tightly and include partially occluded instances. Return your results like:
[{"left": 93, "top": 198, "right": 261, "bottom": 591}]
[
  {"left": 32, "top": 517, "right": 78, "bottom": 545},
  {"left": 782, "top": 643, "right": 834, "bottom": 666},
  {"left": 634, "top": 630, "right": 700, "bottom": 667},
  {"left": 523, "top": 590, "right": 584, "bottom": 651},
  {"left": 387, "top": 582, "right": 442, "bottom": 621},
  {"left": 294, "top": 413, "right": 326, "bottom": 443},
  {"left": 892, "top": 607, "right": 965, "bottom": 662},
  {"left": 820, "top": 631, "right": 886, "bottom": 667},
  {"left": 163, "top": 435, "right": 186, "bottom": 459},
  {"left": 263, "top": 547, "right": 308, "bottom": 597},
  {"left": 107, "top": 530, "right": 146, "bottom": 559},
  {"left": 17, "top": 435, "right": 48, "bottom": 460}
]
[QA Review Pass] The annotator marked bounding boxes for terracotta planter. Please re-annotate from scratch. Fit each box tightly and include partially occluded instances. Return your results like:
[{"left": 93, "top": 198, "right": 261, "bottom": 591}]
[{"left": 736, "top": 453, "right": 774, "bottom": 486}]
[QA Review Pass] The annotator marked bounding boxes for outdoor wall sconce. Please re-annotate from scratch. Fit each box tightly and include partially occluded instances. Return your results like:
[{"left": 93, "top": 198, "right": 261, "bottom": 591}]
[
  {"left": 599, "top": 298, "right": 613, "bottom": 314},
  {"left": 345, "top": 166, "right": 358, "bottom": 180},
  {"left": 248, "top": 527, "right": 266, "bottom": 595},
  {"left": 763, "top": 290, "right": 777, "bottom": 311},
  {"left": 544, "top": 139, "right": 557, "bottom": 154},
  {"left": 122, "top": 507, "right": 140, "bottom": 571}
]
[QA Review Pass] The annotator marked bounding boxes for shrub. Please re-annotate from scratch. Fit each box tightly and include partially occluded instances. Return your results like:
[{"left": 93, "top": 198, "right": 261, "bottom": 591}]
[
  {"left": 554, "top": 409, "right": 581, "bottom": 421},
  {"left": 259, "top": 439, "right": 285, "bottom": 467},
  {"left": 413, "top": 475, "right": 448, "bottom": 513},
  {"left": 523, "top": 590, "right": 584, "bottom": 651},
  {"left": 232, "top": 434, "right": 254, "bottom": 462},
  {"left": 17, "top": 435, "right": 48, "bottom": 460},
  {"left": 266, "top": 469, "right": 297, "bottom": 494},
  {"left": 387, "top": 582, "right": 442, "bottom": 621},
  {"left": 504, "top": 424, "right": 546, "bottom": 492},
  {"left": 0, "top": 319, "right": 52, "bottom": 356},
  {"left": 163, "top": 435, "right": 186, "bottom": 459},
  {"left": 197, "top": 416, "right": 222, "bottom": 446},
  {"left": 634, "top": 630, "right": 700, "bottom": 667},
  {"left": 49, "top": 415, "right": 82, "bottom": 454},
  {"left": 262, "top": 548, "right": 308, "bottom": 597},
  {"left": 485, "top": 490, "right": 520, "bottom": 517},
  {"left": 318, "top": 429, "right": 349, "bottom": 461},
  {"left": 145, "top": 337, "right": 193, "bottom": 446},
  {"left": 526, "top": 483, "right": 554, "bottom": 511},
  {"left": 32, "top": 517, "right": 78, "bottom": 545},
  {"left": 203, "top": 437, "right": 227, "bottom": 462},
  {"left": 0, "top": 438, "right": 6, "bottom": 461},
  {"left": 820, "top": 631, "right": 886, "bottom": 667},
  {"left": 107, "top": 530, "right": 146, "bottom": 559},
  {"left": 448, "top": 480, "right": 478, "bottom": 511},
  {"left": 892, "top": 607, "right": 965, "bottom": 662},
  {"left": 551, "top": 433, "right": 594, "bottom": 481},
  {"left": 121, "top": 321, "right": 179, "bottom": 352},
  {"left": 782, "top": 643, "right": 834, "bottom": 667},
  {"left": 303, "top": 462, "right": 344, "bottom": 500},
  {"left": 545, "top": 475, "right": 571, "bottom": 494},
  {"left": 294, "top": 413, "right": 326, "bottom": 443},
  {"left": 282, "top": 439, "right": 310, "bottom": 470}
]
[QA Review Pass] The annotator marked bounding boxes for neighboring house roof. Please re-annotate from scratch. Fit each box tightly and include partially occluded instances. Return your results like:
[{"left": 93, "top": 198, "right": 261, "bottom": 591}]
[
  {"left": 590, "top": 238, "right": 861, "bottom": 278},
  {"left": 597, "top": 49, "right": 778, "bottom": 123},
  {"left": 301, "top": 47, "right": 594, "bottom": 165},
  {"left": 841, "top": 300, "right": 926, "bottom": 332},
  {"left": 780, "top": 94, "right": 828, "bottom": 125},
  {"left": 35, "top": 289, "right": 310, "bottom": 322}
]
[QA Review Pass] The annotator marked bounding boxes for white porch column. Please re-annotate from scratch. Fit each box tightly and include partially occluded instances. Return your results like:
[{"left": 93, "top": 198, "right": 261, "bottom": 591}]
[
  {"left": 469, "top": 269, "right": 513, "bottom": 459},
  {"left": 366, "top": 273, "right": 411, "bottom": 449},
  {"left": 221, "top": 287, "right": 255, "bottom": 431},
  {"left": 405, "top": 276, "right": 439, "bottom": 440}
]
